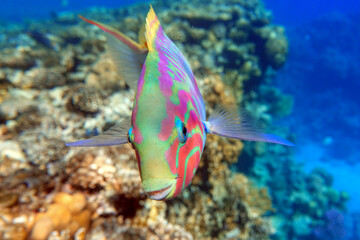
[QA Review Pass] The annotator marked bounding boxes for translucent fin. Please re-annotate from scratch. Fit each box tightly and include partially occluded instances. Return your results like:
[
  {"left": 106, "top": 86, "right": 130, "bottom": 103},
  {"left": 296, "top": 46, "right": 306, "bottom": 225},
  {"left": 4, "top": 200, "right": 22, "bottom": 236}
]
[
  {"left": 66, "top": 119, "right": 131, "bottom": 147},
  {"left": 145, "top": 5, "right": 160, "bottom": 52},
  {"left": 204, "top": 108, "right": 294, "bottom": 146},
  {"left": 106, "top": 34, "right": 147, "bottom": 90},
  {"left": 79, "top": 15, "right": 147, "bottom": 53},
  {"left": 79, "top": 15, "right": 147, "bottom": 90},
  {"left": 138, "top": 24, "right": 147, "bottom": 49}
]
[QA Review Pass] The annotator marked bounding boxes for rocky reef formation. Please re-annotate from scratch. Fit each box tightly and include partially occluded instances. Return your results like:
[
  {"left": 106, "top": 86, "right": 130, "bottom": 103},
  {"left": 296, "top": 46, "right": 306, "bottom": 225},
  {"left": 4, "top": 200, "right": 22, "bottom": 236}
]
[
  {"left": 237, "top": 141, "right": 349, "bottom": 240},
  {"left": 0, "top": 0, "right": 347, "bottom": 239}
]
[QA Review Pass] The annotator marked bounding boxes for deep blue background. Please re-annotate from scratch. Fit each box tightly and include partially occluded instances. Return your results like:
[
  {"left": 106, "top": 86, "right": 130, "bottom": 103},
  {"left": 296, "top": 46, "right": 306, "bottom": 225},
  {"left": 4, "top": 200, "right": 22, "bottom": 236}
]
[
  {"left": 264, "top": 0, "right": 360, "bottom": 215},
  {"left": 264, "top": 0, "right": 360, "bottom": 26},
  {"left": 2, "top": 0, "right": 359, "bottom": 26},
  {"left": 0, "top": 0, "right": 149, "bottom": 22}
]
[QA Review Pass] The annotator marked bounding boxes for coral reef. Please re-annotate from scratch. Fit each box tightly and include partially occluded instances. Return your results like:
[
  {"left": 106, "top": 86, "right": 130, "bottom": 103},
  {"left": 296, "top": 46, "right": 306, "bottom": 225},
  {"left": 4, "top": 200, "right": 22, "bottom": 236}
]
[
  {"left": 312, "top": 209, "right": 346, "bottom": 240},
  {"left": 237, "top": 141, "right": 349, "bottom": 240},
  {"left": 0, "top": 190, "right": 92, "bottom": 240},
  {"left": 0, "top": 0, "right": 346, "bottom": 239}
]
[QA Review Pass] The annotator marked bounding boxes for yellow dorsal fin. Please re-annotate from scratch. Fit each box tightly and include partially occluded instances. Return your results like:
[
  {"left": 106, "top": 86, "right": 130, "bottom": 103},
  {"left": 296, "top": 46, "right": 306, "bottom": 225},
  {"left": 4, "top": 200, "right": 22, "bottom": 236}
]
[{"left": 145, "top": 5, "right": 160, "bottom": 52}]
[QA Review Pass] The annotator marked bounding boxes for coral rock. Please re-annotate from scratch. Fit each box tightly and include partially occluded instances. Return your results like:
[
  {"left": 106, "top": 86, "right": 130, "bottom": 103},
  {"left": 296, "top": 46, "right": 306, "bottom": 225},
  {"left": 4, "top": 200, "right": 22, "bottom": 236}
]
[
  {"left": 0, "top": 141, "right": 26, "bottom": 162},
  {"left": 2, "top": 225, "right": 28, "bottom": 240},
  {"left": 53, "top": 192, "right": 86, "bottom": 214},
  {"left": 46, "top": 203, "right": 72, "bottom": 230},
  {"left": 30, "top": 216, "right": 54, "bottom": 240},
  {"left": 68, "top": 193, "right": 87, "bottom": 214},
  {"left": 70, "top": 86, "right": 104, "bottom": 114},
  {"left": 0, "top": 193, "right": 19, "bottom": 209},
  {"left": 0, "top": 47, "right": 35, "bottom": 70},
  {"left": 70, "top": 209, "right": 91, "bottom": 235},
  {"left": 21, "top": 67, "right": 66, "bottom": 89},
  {"left": 265, "top": 33, "right": 288, "bottom": 69}
]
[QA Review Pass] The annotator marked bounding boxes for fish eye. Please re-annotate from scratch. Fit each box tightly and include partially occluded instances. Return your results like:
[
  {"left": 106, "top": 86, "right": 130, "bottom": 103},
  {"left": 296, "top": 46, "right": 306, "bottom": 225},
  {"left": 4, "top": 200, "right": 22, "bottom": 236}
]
[
  {"left": 182, "top": 124, "right": 187, "bottom": 136},
  {"left": 176, "top": 119, "right": 188, "bottom": 144}
]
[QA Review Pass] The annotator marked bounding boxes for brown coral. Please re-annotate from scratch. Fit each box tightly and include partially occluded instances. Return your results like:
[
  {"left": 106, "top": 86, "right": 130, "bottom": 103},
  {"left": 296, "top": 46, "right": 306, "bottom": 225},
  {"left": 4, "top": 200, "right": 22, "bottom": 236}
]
[
  {"left": 0, "top": 47, "right": 35, "bottom": 70},
  {"left": 29, "top": 192, "right": 92, "bottom": 240},
  {"left": 69, "top": 86, "right": 105, "bottom": 115}
]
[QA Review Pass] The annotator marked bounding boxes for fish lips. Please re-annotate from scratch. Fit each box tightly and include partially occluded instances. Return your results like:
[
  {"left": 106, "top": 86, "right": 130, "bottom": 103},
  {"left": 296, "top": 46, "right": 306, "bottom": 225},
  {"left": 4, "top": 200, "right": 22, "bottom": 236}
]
[{"left": 142, "top": 177, "right": 177, "bottom": 200}]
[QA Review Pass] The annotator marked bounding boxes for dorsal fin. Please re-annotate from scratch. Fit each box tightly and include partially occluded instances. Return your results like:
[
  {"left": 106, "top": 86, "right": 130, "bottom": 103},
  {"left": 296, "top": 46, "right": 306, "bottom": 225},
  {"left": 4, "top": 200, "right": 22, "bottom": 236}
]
[
  {"left": 142, "top": 6, "right": 206, "bottom": 120},
  {"left": 79, "top": 15, "right": 148, "bottom": 90},
  {"left": 145, "top": 5, "right": 160, "bottom": 52}
]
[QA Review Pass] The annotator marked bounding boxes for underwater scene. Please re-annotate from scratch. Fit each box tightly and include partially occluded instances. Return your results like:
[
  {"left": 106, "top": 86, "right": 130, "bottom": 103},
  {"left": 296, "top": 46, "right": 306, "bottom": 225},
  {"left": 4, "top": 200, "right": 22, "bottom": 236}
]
[{"left": 0, "top": 0, "right": 359, "bottom": 239}]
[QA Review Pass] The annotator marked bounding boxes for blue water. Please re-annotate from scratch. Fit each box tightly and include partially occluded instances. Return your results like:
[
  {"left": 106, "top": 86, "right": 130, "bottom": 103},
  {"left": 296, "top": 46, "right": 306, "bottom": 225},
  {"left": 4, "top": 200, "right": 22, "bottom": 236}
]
[
  {"left": 264, "top": 0, "right": 360, "bottom": 210},
  {"left": 264, "top": 0, "right": 360, "bottom": 26},
  {"left": 0, "top": 0, "right": 149, "bottom": 22},
  {"left": 264, "top": 1, "right": 360, "bottom": 239}
]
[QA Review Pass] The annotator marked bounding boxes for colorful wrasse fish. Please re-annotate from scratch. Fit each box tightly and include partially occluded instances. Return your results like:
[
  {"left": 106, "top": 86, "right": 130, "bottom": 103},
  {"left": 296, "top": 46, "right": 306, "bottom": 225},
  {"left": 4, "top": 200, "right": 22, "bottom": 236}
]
[{"left": 66, "top": 6, "right": 294, "bottom": 201}]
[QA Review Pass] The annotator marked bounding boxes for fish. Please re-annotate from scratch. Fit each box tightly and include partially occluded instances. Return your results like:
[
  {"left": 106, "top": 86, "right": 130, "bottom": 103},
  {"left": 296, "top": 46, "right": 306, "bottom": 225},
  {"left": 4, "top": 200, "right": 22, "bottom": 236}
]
[
  {"left": 27, "top": 31, "right": 61, "bottom": 51},
  {"left": 66, "top": 6, "right": 294, "bottom": 201}
]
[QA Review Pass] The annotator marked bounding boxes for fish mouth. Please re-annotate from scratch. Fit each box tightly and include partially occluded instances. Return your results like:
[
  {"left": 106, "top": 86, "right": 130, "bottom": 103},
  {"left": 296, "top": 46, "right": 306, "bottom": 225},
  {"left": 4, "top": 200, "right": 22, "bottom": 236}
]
[{"left": 142, "top": 177, "right": 177, "bottom": 200}]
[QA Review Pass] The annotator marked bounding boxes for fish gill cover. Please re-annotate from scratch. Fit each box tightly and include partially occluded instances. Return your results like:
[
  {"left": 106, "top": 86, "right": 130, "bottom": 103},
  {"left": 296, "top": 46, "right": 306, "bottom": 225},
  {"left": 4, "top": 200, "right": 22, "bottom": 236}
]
[{"left": 0, "top": 0, "right": 349, "bottom": 240}]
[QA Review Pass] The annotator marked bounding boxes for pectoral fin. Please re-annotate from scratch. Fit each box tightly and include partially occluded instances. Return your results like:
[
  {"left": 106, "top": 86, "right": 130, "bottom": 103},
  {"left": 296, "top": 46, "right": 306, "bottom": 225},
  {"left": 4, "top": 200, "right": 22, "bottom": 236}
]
[
  {"left": 66, "top": 118, "right": 131, "bottom": 147},
  {"left": 79, "top": 15, "right": 148, "bottom": 90},
  {"left": 203, "top": 108, "right": 294, "bottom": 146}
]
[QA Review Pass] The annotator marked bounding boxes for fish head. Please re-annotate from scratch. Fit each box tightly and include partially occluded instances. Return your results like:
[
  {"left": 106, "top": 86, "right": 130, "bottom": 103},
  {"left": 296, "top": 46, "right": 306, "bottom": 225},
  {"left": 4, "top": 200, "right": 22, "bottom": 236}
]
[{"left": 129, "top": 88, "right": 206, "bottom": 200}]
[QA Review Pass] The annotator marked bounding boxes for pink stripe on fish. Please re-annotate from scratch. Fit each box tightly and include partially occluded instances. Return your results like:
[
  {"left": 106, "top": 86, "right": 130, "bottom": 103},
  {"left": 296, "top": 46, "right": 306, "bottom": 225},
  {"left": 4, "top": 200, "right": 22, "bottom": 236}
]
[
  {"left": 158, "top": 90, "right": 189, "bottom": 141},
  {"left": 155, "top": 28, "right": 206, "bottom": 120}
]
